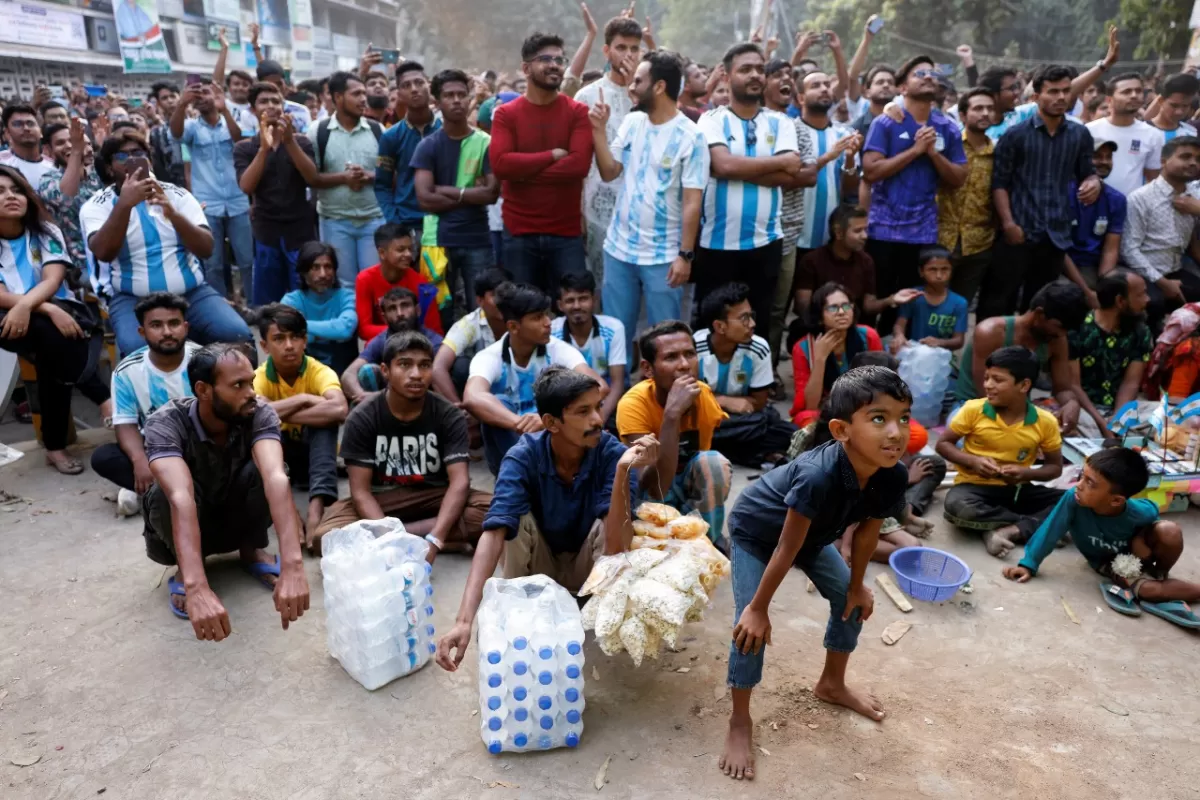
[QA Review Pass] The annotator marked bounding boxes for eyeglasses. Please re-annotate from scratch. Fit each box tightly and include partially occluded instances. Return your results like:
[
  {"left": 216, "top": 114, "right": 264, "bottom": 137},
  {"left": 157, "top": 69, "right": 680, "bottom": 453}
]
[
  {"left": 7, "top": 119, "right": 38, "bottom": 130},
  {"left": 1001, "top": 83, "right": 1021, "bottom": 93},
  {"left": 530, "top": 55, "right": 567, "bottom": 66},
  {"left": 732, "top": 311, "right": 756, "bottom": 324},
  {"left": 825, "top": 302, "right": 854, "bottom": 314},
  {"left": 113, "top": 149, "right": 149, "bottom": 162},
  {"left": 911, "top": 69, "right": 937, "bottom": 79}
]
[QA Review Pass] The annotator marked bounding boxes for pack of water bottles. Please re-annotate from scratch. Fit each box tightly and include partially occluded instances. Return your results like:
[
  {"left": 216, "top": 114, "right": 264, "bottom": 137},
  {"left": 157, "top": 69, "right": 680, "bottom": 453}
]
[
  {"left": 897, "top": 342, "right": 953, "bottom": 427},
  {"left": 320, "top": 518, "right": 437, "bottom": 690},
  {"left": 476, "top": 575, "right": 586, "bottom": 754}
]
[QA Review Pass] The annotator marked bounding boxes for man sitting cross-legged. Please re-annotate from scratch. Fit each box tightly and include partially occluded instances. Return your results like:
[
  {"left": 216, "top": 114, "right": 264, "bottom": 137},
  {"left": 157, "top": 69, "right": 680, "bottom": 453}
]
[
  {"left": 341, "top": 286, "right": 443, "bottom": 405},
  {"left": 314, "top": 331, "right": 492, "bottom": 561},
  {"left": 141, "top": 343, "right": 310, "bottom": 640}
]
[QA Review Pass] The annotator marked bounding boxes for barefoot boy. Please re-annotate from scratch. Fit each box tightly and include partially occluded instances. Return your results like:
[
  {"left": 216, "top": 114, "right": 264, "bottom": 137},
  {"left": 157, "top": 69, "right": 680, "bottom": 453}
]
[
  {"left": 1003, "top": 447, "right": 1200, "bottom": 625},
  {"left": 719, "top": 366, "right": 912, "bottom": 780}
]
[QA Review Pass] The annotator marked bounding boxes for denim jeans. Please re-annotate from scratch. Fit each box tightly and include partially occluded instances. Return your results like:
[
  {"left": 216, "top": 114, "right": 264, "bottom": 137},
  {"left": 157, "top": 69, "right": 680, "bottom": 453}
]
[
  {"left": 726, "top": 540, "right": 861, "bottom": 690},
  {"left": 203, "top": 210, "right": 254, "bottom": 299},
  {"left": 320, "top": 215, "right": 386, "bottom": 287},
  {"left": 252, "top": 237, "right": 303, "bottom": 306},
  {"left": 602, "top": 251, "right": 683, "bottom": 369},
  {"left": 501, "top": 229, "right": 586, "bottom": 296},
  {"left": 108, "top": 283, "right": 253, "bottom": 358},
  {"left": 281, "top": 426, "right": 339, "bottom": 502},
  {"left": 445, "top": 245, "right": 495, "bottom": 311}
]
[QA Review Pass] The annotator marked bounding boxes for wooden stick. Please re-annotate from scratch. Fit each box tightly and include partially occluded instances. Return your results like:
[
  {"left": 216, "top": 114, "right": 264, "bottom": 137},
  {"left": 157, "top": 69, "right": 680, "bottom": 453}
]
[{"left": 875, "top": 572, "right": 913, "bottom": 613}]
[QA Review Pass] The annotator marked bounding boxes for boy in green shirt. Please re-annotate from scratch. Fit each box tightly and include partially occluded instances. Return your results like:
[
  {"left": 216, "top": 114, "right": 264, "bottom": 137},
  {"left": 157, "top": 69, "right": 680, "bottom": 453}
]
[{"left": 1004, "top": 448, "right": 1200, "bottom": 628}]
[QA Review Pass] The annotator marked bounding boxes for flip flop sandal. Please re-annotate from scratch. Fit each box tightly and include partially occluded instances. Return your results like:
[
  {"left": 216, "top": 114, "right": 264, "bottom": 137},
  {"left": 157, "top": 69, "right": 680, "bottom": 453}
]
[
  {"left": 45, "top": 453, "right": 84, "bottom": 475},
  {"left": 1140, "top": 600, "right": 1200, "bottom": 629},
  {"left": 243, "top": 554, "right": 280, "bottom": 589},
  {"left": 1099, "top": 581, "right": 1142, "bottom": 616},
  {"left": 167, "top": 575, "right": 189, "bottom": 620}
]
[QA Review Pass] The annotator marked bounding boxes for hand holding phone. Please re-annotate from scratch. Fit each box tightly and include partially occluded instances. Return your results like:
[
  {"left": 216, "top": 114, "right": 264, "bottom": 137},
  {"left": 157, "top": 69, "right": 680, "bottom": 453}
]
[{"left": 867, "top": 15, "right": 885, "bottom": 35}]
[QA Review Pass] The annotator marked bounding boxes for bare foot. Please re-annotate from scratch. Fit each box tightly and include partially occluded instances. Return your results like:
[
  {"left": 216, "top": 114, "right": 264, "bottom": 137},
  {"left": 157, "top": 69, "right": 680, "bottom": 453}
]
[
  {"left": 813, "top": 678, "right": 886, "bottom": 721},
  {"left": 719, "top": 714, "right": 755, "bottom": 780},
  {"left": 983, "top": 526, "right": 1018, "bottom": 558},
  {"left": 903, "top": 517, "right": 935, "bottom": 538}
]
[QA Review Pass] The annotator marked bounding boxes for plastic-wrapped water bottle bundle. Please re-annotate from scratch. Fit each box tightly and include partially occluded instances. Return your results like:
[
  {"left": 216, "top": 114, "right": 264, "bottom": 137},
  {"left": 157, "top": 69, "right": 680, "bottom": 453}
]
[
  {"left": 321, "top": 518, "right": 436, "bottom": 690},
  {"left": 897, "top": 342, "right": 953, "bottom": 427},
  {"left": 476, "top": 575, "right": 586, "bottom": 754}
]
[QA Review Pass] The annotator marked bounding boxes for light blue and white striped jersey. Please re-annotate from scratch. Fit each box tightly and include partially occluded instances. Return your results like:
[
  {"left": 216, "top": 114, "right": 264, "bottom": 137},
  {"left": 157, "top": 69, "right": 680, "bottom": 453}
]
[
  {"left": 986, "top": 101, "right": 1082, "bottom": 142},
  {"left": 80, "top": 182, "right": 209, "bottom": 297},
  {"left": 698, "top": 106, "right": 798, "bottom": 251},
  {"left": 111, "top": 341, "right": 201, "bottom": 430},
  {"left": 468, "top": 334, "right": 585, "bottom": 416},
  {"left": 795, "top": 119, "right": 852, "bottom": 250},
  {"left": 551, "top": 313, "right": 627, "bottom": 382},
  {"left": 0, "top": 224, "right": 70, "bottom": 299},
  {"left": 603, "top": 111, "right": 710, "bottom": 265},
  {"left": 693, "top": 329, "right": 774, "bottom": 397},
  {"left": 1160, "top": 121, "right": 1197, "bottom": 144}
]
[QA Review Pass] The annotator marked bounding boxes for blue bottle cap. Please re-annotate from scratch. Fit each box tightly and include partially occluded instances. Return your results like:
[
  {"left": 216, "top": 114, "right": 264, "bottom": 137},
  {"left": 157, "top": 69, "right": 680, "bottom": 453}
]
[
  {"left": 566, "top": 732, "right": 580, "bottom": 748},
  {"left": 488, "top": 674, "right": 502, "bottom": 688},
  {"left": 513, "top": 686, "right": 527, "bottom": 701},
  {"left": 425, "top": 584, "right": 433, "bottom": 596},
  {"left": 488, "top": 696, "right": 501, "bottom": 711},
  {"left": 512, "top": 636, "right": 528, "bottom": 650},
  {"left": 428, "top": 642, "right": 436, "bottom": 654},
  {"left": 513, "top": 661, "right": 527, "bottom": 676},
  {"left": 426, "top": 624, "right": 436, "bottom": 637},
  {"left": 538, "top": 735, "right": 552, "bottom": 749},
  {"left": 487, "top": 651, "right": 501, "bottom": 665},
  {"left": 566, "top": 710, "right": 580, "bottom": 724},
  {"left": 567, "top": 641, "right": 582, "bottom": 656},
  {"left": 538, "top": 646, "right": 554, "bottom": 660},
  {"left": 566, "top": 665, "right": 580, "bottom": 680},
  {"left": 488, "top": 740, "right": 502, "bottom": 754},
  {"left": 514, "top": 707, "right": 528, "bottom": 721},
  {"left": 514, "top": 733, "right": 528, "bottom": 747},
  {"left": 538, "top": 671, "right": 553, "bottom": 685},
  {"left": 540, "top": 715, "right": 554, "bottom": 730},
  {"left": 423, "top": 562, "right": 432, "bottom": 575},
  {"left": 538, "top": 695, "right": 552, "bottom": 710},
  {"left": 488, "top": 717, "right": 502, "bottom": 731},
  {"left": 565, "top": 688, "right": 579, "bottom": 703}
]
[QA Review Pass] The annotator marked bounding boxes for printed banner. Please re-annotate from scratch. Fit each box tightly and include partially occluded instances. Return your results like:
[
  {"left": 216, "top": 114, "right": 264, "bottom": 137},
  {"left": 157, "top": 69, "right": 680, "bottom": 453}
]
[
  {"left": 0, "top": 1, "right": 89, "bottom": 50},
  {"left": 256, "top": 0, "right": 289, "bottom": 46},
  {"left": 114, "top": 0, "right": 171, "bottom": 73}
]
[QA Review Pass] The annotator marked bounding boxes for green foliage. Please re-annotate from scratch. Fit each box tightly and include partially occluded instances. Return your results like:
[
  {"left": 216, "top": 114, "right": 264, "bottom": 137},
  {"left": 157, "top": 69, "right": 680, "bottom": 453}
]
[{"left": 1115, "top": 0, "right": 1193, "bottom": 59}]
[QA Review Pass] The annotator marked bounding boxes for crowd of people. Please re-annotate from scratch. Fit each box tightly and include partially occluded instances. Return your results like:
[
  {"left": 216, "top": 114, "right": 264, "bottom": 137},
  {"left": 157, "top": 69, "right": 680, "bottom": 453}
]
[{"left": 6, "top": 7, "right": 1200, "bottom": 782}]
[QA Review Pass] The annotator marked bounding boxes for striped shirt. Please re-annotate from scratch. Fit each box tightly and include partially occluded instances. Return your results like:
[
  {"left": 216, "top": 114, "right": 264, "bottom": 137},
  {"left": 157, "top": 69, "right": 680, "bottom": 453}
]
[
  {"left": 604, "top": 111, "right": 709, "bottom": 265},
  {"left": 795, "top": 119, "right": 852, "bottom": 250},
  {"left": 0, "top": 224, "right": 70, "bottom": 299},
  {"left": 694, "top": 329, "right": 773, "bottom": 397},
  {"left": 111, "top": 341, "right": 201, "bottom": 430},
  {"left": 551, "top": 314, "right": 627, "bottom": 382},
  {"left": 468, "top": 334, "right": 585, "bottom": 416},
  {"left": 1160, "top": 122, "right": 1198, "bottom": 144},
  {"left": 698, "top": 106, "right": 798, "bottom": 251},
  {"left": 779, "top": 118, "right": 817, "bottom": 251},
  {"left": 80, "top": 182, "right": 209, "bottom": 296}
]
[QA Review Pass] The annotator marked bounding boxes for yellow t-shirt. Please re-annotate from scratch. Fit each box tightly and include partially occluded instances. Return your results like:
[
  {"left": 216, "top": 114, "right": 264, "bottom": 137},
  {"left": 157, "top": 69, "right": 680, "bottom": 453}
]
[
  {"left": 616, "top": 378, "right": 727, "bottom": 472},
  {"left": 253, "top": 355, "right": 342, "bottom": 438},
  {"left": 950, "top": 398, "right": 1062, "bottom": 486}
]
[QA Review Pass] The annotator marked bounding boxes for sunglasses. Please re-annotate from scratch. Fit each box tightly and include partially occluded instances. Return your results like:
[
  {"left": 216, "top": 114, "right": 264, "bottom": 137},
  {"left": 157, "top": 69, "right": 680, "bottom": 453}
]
[
  {"left": 530, "top": 55, "right": 567, "bottom": 66},
  {"left": 912, "top": 69, "right": 937, "bottom": 79},
  {"left": 825, "top": 302, "right": 854, "bottom": 314},
  {"left": 113, "top": 149, "right": 149, "bottom": 162}
]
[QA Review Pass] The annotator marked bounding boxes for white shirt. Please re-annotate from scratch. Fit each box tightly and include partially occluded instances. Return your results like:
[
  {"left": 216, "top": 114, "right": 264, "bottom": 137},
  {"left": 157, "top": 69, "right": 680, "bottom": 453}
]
[
  {"left": 1086, "top": 118, "right": 1164, "bottom": 198},
  {"left": 443, "top": 306, "right": 498, "bottom": 358},
  {"left": 0, "top": 224, "right": 70, "bottom": 299},
  {"left": 550, "top": 313, "right": 627, "bottom": 381},
  {"left": 80, "top": 182, "right": 209, "bottom": 296},
  {"left": 0, "top": 150, "right": 55, "bottom": 188},
  {"left": 795, "top": 119, "right": 852, "bottom": 250},
  {"left": 698, "top": 106, "right": 798, "bottom": 250},
  {"left": 575, "top": 74, "right": 634, "bottom": 230},
  {"left": 111, "top": 341, "right": 201, "bottom": 430},
  {"left": 603, "top": 111, "right": 709, "bottom": 266},
  {"left": 693, "top": 329, "right": 773, "bottom": 398},
  {"left": 468, "top": 334, "right": 585, "bottom": 416}
]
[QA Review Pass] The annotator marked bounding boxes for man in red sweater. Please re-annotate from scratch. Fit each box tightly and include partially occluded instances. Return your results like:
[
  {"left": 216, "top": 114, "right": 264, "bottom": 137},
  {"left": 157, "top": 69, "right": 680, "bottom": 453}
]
[
  {"left": 355, "top": 223, "right": 443, "bottom": 340},
  {"left": 490, "top": 31, "right": 593, "bottom": 297}
]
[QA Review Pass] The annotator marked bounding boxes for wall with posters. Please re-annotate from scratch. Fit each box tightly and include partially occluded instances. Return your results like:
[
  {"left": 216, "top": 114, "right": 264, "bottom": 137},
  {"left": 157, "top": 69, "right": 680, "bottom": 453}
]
[{"left": 0, "top": 1, "right": 89, "bottom": 50}]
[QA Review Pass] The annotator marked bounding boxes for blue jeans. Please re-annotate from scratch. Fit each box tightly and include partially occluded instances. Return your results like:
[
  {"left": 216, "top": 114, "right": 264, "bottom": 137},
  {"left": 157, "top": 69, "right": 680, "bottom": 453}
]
[
  {"left": 602, "top": 252, "right": 684, "bottom": 369},
  {"left": 320, "top": 215, "right": 386, "bottom": 287},
  {"left": 445, "top": 245, "right": 495, "bottom": 311},
  {"left": 726, "top": 540, "right": 861, "bottom": 690},
  {"left": 252, "top": 237, "right": 302, "bottom": 306},
  {"left": 203, "top": 211, "right": 254, "bottom": 299},
  {"left": 490, "top": 231, "right": 504, "bottom": 270},
  {"left": 108, "top": 283, "right": 253, "bottom": 358},
  {"left": 501, "top": 229, "right": 586, "bottom": 295},
  {"left": 281, "top": 426, "right": 339, "bottom": 503}
]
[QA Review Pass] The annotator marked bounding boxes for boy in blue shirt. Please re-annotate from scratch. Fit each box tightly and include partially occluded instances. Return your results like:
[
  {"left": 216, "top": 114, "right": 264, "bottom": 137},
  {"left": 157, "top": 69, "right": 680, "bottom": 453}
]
[
  {"left": 1003, "top": 448, "right": 1199, "bottom": 626},
  {"left": 891, "top": 246, "right": 968, "bottom": 353},
  {"left": 719, "top": 366, "right": 912, "bottom": 781}
]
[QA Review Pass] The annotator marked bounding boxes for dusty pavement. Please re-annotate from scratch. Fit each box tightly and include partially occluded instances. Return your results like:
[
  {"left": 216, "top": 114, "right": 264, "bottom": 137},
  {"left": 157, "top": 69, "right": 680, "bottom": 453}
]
[{"left": 3, "top": 440, "right": 1200, "bottom": 800}]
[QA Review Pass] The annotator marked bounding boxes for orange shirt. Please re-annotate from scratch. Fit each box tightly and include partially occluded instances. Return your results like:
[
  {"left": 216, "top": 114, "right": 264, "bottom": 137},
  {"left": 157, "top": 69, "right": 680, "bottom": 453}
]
[{"left": 616, "top": 378, "right": 726, "bottom": 472}]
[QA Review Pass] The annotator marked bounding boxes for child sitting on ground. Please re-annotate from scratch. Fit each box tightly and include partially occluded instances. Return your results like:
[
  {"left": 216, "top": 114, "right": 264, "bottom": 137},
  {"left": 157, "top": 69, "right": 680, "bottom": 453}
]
[
  {"left": 1003, "top": 447, "right": 1200, "bottom": 626},
  {"left": 937, "top": 346, "right": 1065, "bottom": 559},
  {"left": 719, "top": 366, "right": 912, "bottom": 781},
  {"left": 890, "top": 246, "right": 968, "bottom": 355}
]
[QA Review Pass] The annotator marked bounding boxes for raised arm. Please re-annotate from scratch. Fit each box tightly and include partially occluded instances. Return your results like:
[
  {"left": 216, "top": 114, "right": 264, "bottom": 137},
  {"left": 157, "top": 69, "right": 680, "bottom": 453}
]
[
  {"left": 212, "top": 26, "right": 230, "bottom": 87},
  {"left": 845, "top": 18, "right": 879, "bottom": 102},
  {"left": 566, "top": 2, "right": 599, "bottom": 94},
  {"left": 1070, "top": 26, "right": 1120, "bottom": 106},
  {"left": 59, "top": 118, "right": 88, "bottom": 200},
  {"left": 589, "top": 94, "right": 623, "bottom": 183}
]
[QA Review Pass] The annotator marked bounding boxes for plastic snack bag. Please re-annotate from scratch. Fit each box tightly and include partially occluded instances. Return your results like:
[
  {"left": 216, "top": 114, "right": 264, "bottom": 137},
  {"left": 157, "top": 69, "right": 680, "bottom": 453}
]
[
  {"left": 667, "top": 514, "right": 709, "bottom": 540},
  {"left": 633, "top": 519, "right": 672, "bottom": 539},
  {"left": 594, "top": 570, "right": 635, "bottom": 638},
  {"left": 618, "top": 616, "right": 649, "bottom": 666},
  {"left": 635, "top": 502, "right": 681, "bottom": 526}
]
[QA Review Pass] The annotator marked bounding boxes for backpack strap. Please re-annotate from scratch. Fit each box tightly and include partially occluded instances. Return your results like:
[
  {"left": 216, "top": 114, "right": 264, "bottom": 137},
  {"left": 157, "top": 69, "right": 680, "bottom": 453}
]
[{"left": 315, "top": 117, "right": 332, "bottom": 172}]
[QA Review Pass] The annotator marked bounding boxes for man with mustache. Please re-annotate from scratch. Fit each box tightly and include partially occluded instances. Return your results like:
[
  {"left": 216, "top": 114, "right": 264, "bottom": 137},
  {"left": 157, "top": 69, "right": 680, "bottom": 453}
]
[{"left": 342, "top": 286, "right": 444, "bottom": 400}]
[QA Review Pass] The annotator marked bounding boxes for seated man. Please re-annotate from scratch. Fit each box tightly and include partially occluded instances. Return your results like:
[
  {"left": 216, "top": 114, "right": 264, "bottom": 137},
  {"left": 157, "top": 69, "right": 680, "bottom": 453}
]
[
  {"left": 1067, "top": 270, "right": 1152, "bottom": 426},
  {"left": 432, "top": 266, "right": 509, "bottom": 403},
  {"left": 252, "top": 304, "right": 348, "bottom": 543},
  {"left": 695, "top": 282, "right": 796, "bottom": 467},
  {"left": 550, "top": 271, "right": 626, "bottom": 423},
  {"left": 342, "top": 287, "right": 443, "bottom": 404},
  {"left": 463, "top": 282, "right": 604, "bottom": 475},
  {"left": 617, "top": 320, "right": 733, "bottom": 548},
  {"left": 314, "top": 331, "right": 492, "bottom": 560},
  {"left": 355, "top": 223, "right": 442, "bottom": 341},
  {"left": 142, "top": 343, "right": 309, "bottom": 640},
  {"left": 1004, "top": 447, "right": 1200, "bottom": 624},
  {"left": 434, "top": 367, "right": 655, "bottom": 672},
  {"left": 937, "top": 347, "right": 1065, "bottom": 559},
  {"left": 91, "top": 292, "right": 201, "bottom": 509}
]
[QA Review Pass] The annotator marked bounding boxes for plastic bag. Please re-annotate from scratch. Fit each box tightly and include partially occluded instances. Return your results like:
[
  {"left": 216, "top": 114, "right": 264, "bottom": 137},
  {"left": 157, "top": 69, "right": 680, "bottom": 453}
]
[
  {"left": 594, "top": 570, "right": 634, "bottom": 638},
  {"left": 618, "top": 616, "right": 649, "bottom": 666},
  {"left": 628, "top": 578, "right": 693, "bottom": 627},
  {"left": 635, "top": 502, "right": 681, "bottom": 526},
  {"left": 644, "top": 552, "right": 707, "bottom": 595},
  {"left": 633, "top": 519, "right": 672, "bottom": 539},
  {"left": 667, "top": 514, "right": 709, "bottom": 540}
]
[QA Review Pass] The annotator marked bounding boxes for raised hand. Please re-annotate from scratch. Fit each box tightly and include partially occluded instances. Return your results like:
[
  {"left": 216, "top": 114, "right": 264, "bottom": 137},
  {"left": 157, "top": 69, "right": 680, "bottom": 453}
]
[
  {"left": 217, "top": 25, "right": 229, "bottom": 50},
  {"left": 1103, "top": 24, "right": 1119, "bottom": 69},
  {"left": 248, "top": 21, "right": 259, "bottom": 48},
  {"left": 588, "top": 86, "right": 611, "bottom": 131},
  {"left": 580, "top": 1, "right": 597, "bottom": 35}
]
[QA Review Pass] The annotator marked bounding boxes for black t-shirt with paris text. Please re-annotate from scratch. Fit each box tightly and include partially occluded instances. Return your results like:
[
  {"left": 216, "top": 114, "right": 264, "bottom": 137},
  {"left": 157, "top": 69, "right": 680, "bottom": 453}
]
[{"left": 339, "top": 391, "right": 469, "bottom": 490}]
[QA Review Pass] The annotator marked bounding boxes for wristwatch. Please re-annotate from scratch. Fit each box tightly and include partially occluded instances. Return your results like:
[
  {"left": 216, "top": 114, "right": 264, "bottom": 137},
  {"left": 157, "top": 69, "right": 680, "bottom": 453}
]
[
  {"left": 678, "top": 249, "right": 695, "bottom": 262},
  {"left": 1095, "top": 59, "right": 1108, "bottom": 72}
]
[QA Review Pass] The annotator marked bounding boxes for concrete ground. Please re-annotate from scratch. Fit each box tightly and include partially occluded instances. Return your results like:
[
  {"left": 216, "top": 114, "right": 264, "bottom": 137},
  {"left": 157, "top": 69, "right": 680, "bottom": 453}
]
[{"left": 3, "top": 420, "right": 1200, "bottom": 798}]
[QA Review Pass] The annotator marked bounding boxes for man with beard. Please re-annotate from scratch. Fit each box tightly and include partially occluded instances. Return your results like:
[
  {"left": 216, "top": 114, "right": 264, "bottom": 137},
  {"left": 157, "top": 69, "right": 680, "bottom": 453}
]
[
  {"left": 342, "top": 286, "right": 444, "bottom": 401},
  {"left": 1063, "top": 138, "right": 1127, "bottom": 302},
  {"left": 363, "top": 70, "right": 394, "bottom": 127},
  {"left": 141, "top": 342, "right": 310, "bottom": 640},
  {"left": 91, "top": 293, "right": 202, "bottom": 510},
  {"left": 314, "top": 330, "right": 491, "bottom": 561},
  {"left": 490, "top": 32, "right": 593, "bottom": 296},
  {"left": 793, "top": 71, "right": 861, "bottom": 262},
  {"left": 148, "top": 81, "right": 185, "bottom": 186},
  {"left": 170, "top": 80, "right": 252, "bottom": 302},
  {"left": 1086, "top": 74, "right": 1162, "bottom": 198},
  {"left": 863, "top": 54, "right": 966, "bottom": 333},
  {"left": 851, "top": 66, "right": 896, "bottom": 139},
  {"left": 0, "top": 104, "right": 53, "bottom": 187},
  {"left": 574, "top": 16, "right": 642, "bottom": 299},
  {"left": 437, "top": 367, "right": 654, "bottom": 671},
  {"left": 551, "top": 271, "right": 625, "bottom": 424},
  {"left": 589, "top": 50, "right": 708, "bottom": 370},
  {"left": 936, "top": 87, "right": 997, "bottom": 307},
  {"left": 695, "top": 42, "right": 805, "bottom": 352},
  {"left": 38, "top": 118, "right": 104, "bottom": 271},
  {"left": 679, "top": 59, "right": 709, "bottom": 122},
  {"left": 984, "top": 65, "right": 1102, "bottom": 321},
  {"left": 376, "top": 62, "right": 441, "bottom": 234}
]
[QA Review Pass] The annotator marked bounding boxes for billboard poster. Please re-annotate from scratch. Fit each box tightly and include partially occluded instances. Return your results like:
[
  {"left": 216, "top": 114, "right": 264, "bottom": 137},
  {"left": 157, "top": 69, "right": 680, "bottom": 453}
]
[{"left": 113, "top": 0, "right": 171, "bottom": 73}]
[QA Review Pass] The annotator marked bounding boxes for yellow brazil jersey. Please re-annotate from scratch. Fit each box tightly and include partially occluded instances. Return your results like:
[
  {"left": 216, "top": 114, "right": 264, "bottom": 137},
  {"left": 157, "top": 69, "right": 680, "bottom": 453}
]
[
  {"left": 253, "top": 355, "right": 342, "bottom": 438},
  {"left": 950, "top": 398, "right": 1062, "bottom": 486}
]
